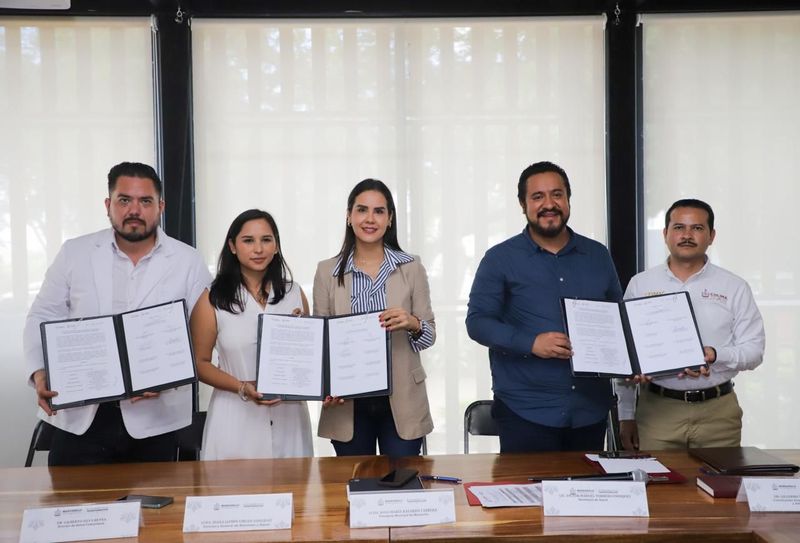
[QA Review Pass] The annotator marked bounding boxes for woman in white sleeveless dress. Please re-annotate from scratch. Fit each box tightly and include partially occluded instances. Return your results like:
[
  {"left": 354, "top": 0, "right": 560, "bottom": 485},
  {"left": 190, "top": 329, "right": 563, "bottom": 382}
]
[{"left": 190, "top": 209, "right": 313, "bottom": 460}]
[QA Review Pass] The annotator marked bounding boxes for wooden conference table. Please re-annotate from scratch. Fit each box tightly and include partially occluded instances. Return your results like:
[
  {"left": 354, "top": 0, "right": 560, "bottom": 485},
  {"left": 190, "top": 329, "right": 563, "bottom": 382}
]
[{"left": 2, "top": 450, "right": 799, "bottom": 542}]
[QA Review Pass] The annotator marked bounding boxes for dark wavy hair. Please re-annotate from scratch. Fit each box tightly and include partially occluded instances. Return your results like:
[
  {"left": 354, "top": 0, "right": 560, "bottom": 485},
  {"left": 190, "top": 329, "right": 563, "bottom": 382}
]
[
  {"left": 107, "top": 162, "right": 163, "bottom": 198},
  {"left": 517, "top": 161, "right": 571, "bottom": 203},
  {"left": 335, "top": 179, "right": 402, "bottom": 286},
  {"left": 209, "top": 209, "right": 294, "bottom": 313}
]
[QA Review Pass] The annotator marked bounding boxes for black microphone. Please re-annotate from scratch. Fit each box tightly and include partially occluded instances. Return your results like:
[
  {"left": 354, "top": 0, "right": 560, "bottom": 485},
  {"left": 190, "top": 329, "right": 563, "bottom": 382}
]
[{"left": 529, "top": 468, "right": 649, "bottom": 482}]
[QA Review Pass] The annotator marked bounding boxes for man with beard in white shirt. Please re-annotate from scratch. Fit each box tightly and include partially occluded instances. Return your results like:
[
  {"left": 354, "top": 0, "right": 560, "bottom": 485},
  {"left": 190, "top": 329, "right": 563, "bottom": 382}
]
[{"left": 24, "top": 162, "right": 211, "bottom": 465}]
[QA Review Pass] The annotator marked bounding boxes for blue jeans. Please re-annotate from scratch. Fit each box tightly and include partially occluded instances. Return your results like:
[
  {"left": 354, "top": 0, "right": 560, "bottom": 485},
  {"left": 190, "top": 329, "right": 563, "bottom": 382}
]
[
  {"left": 492, "top": 396, "right": 607, "bottom": 453},
  {"left": 332, "top": 396, "right": 422, "bottom": 457}
]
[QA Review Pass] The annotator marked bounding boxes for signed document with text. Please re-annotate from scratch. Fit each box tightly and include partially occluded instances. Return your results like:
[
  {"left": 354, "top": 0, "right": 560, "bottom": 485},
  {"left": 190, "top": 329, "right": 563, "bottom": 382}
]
[
  {"left": 41, "top": 300, "right": 196, "bottom": 409},
  {"left": 562, "top": 292, "right": 706, "bottom": 377},
  {"left": 256, "top": 311, "right": 391, "bottom": 400}
]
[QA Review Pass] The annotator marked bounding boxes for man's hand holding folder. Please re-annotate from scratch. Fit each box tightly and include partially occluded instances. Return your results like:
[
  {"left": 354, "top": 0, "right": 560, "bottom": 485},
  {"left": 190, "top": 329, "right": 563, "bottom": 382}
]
[{"left": 32, "top": 369, "right": 58, "bottom": 416}]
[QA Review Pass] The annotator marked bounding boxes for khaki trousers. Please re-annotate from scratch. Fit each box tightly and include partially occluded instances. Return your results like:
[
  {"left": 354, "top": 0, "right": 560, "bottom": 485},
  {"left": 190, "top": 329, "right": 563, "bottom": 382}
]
[{"left": 637, "top": 387, "right": 743, "bottom": 450}]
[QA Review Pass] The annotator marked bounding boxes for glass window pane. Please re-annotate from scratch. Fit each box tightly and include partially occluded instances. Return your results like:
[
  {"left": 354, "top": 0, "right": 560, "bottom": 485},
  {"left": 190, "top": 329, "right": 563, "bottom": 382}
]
[
  {"left": 193, "top": 16, "right": 607, "bottom": 455},
  {"left": 0, "top": 17, "right": 155, "bottom": 467},
  {"left": 642, "top": 12, "right": 800, "bottom": 448}
]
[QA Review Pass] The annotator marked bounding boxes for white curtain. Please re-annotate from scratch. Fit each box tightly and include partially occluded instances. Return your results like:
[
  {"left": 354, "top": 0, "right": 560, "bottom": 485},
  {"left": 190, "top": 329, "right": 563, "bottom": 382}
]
[
  {"left": 641, "top": 12, "right": 800, "bottom": 447},
  {"left": 0, "top": 17, "right": 155, "bottom": 466},
  {"left": 192, "top": 16, "right": 608, "bottom": 455}
]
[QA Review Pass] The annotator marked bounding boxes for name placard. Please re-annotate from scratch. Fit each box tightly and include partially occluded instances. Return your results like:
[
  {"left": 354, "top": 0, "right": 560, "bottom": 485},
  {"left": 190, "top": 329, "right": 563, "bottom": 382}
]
[
  {"left": 183, "top": 493, "right": 293, "bottom": 532},
  {"left": 20, "top": 501, "right": 140, "bottom": 543},
  {"left": 739, "top": 478, "right": 800, "bottom": 512},
  {"left": 349, "top": 489, "right": 455, "bottom": 528},
  {"left": 542, "top": 481, "right": 649, "bottom": 517}
]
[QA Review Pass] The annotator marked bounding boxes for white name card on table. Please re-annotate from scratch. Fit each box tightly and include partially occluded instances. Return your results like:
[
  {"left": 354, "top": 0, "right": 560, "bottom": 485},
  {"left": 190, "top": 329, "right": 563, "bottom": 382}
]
[
  {"left": 542, "top": 481, "right": 649, "bottom": 517},
  {"left": 349, "top": 488, "right": 455, "bottom": 528},
  {"left": 183, "top": 493, "right": 292, "bottom": 532},
  {"left": 737, "top": 478, "right": 800, "bottom": 512},
  {"left": 20, "top": 501, "right": 140, "bottom": 543}
]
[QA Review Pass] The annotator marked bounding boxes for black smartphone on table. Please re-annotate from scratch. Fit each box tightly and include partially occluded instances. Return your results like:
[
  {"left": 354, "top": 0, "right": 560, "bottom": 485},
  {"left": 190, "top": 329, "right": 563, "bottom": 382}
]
[
  {"left": 117, "top": 495, "right": 174, "bottom": 509},
  {"left": 377, "top": 468, "right": 419, "bottom": 488}
]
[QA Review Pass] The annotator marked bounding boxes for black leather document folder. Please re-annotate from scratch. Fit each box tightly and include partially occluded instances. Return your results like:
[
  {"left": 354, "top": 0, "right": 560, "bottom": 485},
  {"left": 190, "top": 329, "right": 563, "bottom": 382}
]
[
  {"left": 42, "top": 300, "right": 196, "bottom": 409},
  {"left": 347, "top": 476, "right": 423, "bottom": 494},
  {"left": 256, "top": 311, "right": 392, "bottom": 401},
  {"left": 689, "top": 447, "right": 800, "bottom": 475},
  {"left": 562, "top": 291, "right": 706, "bottom": 378}
]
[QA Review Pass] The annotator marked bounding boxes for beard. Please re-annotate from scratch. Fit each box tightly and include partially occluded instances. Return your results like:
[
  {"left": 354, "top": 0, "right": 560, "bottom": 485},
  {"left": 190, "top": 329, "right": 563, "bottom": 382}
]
[
  {"left": 528, "top": 209, "right": 569, "bottom": 238},
  {"left": 112, "top": 218, "right": 158, "bottom": 242}
]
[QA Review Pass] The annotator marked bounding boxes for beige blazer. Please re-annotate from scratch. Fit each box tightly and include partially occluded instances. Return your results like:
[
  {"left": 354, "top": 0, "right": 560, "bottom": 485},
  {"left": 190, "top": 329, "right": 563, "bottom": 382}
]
[{"left": 313, "top": 254, "right": 435, "bottom": 442}]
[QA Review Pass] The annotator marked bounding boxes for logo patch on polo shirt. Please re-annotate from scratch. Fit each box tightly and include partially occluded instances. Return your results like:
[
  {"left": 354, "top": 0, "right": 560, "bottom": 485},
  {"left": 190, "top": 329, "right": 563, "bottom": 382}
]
[{"left": 701, "top": 288, "right": 728, "bottom": 302}]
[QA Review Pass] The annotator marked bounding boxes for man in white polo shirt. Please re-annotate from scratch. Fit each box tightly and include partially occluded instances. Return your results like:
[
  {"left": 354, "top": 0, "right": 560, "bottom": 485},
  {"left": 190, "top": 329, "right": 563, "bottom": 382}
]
[{"left": 617, "top": 198, "right": 765, "bottom": 450}]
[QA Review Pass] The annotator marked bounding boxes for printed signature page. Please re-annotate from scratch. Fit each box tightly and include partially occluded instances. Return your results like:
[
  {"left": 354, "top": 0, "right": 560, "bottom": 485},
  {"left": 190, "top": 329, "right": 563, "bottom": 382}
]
[
  {"left": 563, "top": 298, "right": 632, "bottom": 376},
  {"left": 123, "top": 301, "right": 195, "bottom": 391},
  {"left": 44, "top": 316, "right": 126, "bottom": 406},
  {"left": 257, "top": 315, "right": 324, "bottom": 397},
  {"left": 328, "top": 312, "right": 388, "bottom": 397},
  {"left": 624, "top": 293, "right": 704, "bottom": 374}
]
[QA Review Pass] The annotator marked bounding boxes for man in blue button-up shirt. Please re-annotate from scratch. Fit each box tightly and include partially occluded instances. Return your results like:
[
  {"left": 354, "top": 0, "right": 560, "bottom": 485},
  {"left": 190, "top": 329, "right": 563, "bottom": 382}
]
[{"left": 466, "top": 161, "right": 622, "bottom": 452}]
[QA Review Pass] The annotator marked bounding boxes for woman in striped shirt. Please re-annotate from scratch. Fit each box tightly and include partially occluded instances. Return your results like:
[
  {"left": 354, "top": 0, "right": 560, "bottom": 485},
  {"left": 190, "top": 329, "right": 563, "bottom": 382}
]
[{"left": 313, "top": 179, "right": 436, "bottom": 457}]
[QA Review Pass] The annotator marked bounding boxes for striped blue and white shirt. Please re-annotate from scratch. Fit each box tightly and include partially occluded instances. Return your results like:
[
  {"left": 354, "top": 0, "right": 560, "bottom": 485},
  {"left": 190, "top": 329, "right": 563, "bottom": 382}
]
[{"left": 333, "top": 246, "right": 434, "bottom": 353}]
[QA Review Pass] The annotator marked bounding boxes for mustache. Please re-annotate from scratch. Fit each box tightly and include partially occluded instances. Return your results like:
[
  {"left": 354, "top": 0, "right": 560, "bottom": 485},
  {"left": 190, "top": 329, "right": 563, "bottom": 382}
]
[
  {"left": 537, "top": 208, "right": 562, "bottom": 218},
  {"left": 124, "top": 218, "right": 145, "bottom": 225},
  {"left": 678, "top": 241, "right": 697, "bottom": 246}
]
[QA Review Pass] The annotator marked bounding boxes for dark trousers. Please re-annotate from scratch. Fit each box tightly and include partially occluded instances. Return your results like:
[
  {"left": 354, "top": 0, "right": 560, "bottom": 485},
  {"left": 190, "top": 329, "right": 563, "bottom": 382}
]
[
  {"left": 332, "top": 396, "right": 422, "bottom": 458},
  {"left": 48, "top": 402, "right": 179, "bottom": 466},
  {"left": 493, "top": 396, "right": 607, "bottom": 453}
]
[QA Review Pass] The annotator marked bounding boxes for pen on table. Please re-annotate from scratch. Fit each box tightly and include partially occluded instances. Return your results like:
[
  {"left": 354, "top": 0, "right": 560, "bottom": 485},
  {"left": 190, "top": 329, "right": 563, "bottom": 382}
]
[{"left": 420, "top": 475, "right": 462, "bottom": 484}]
